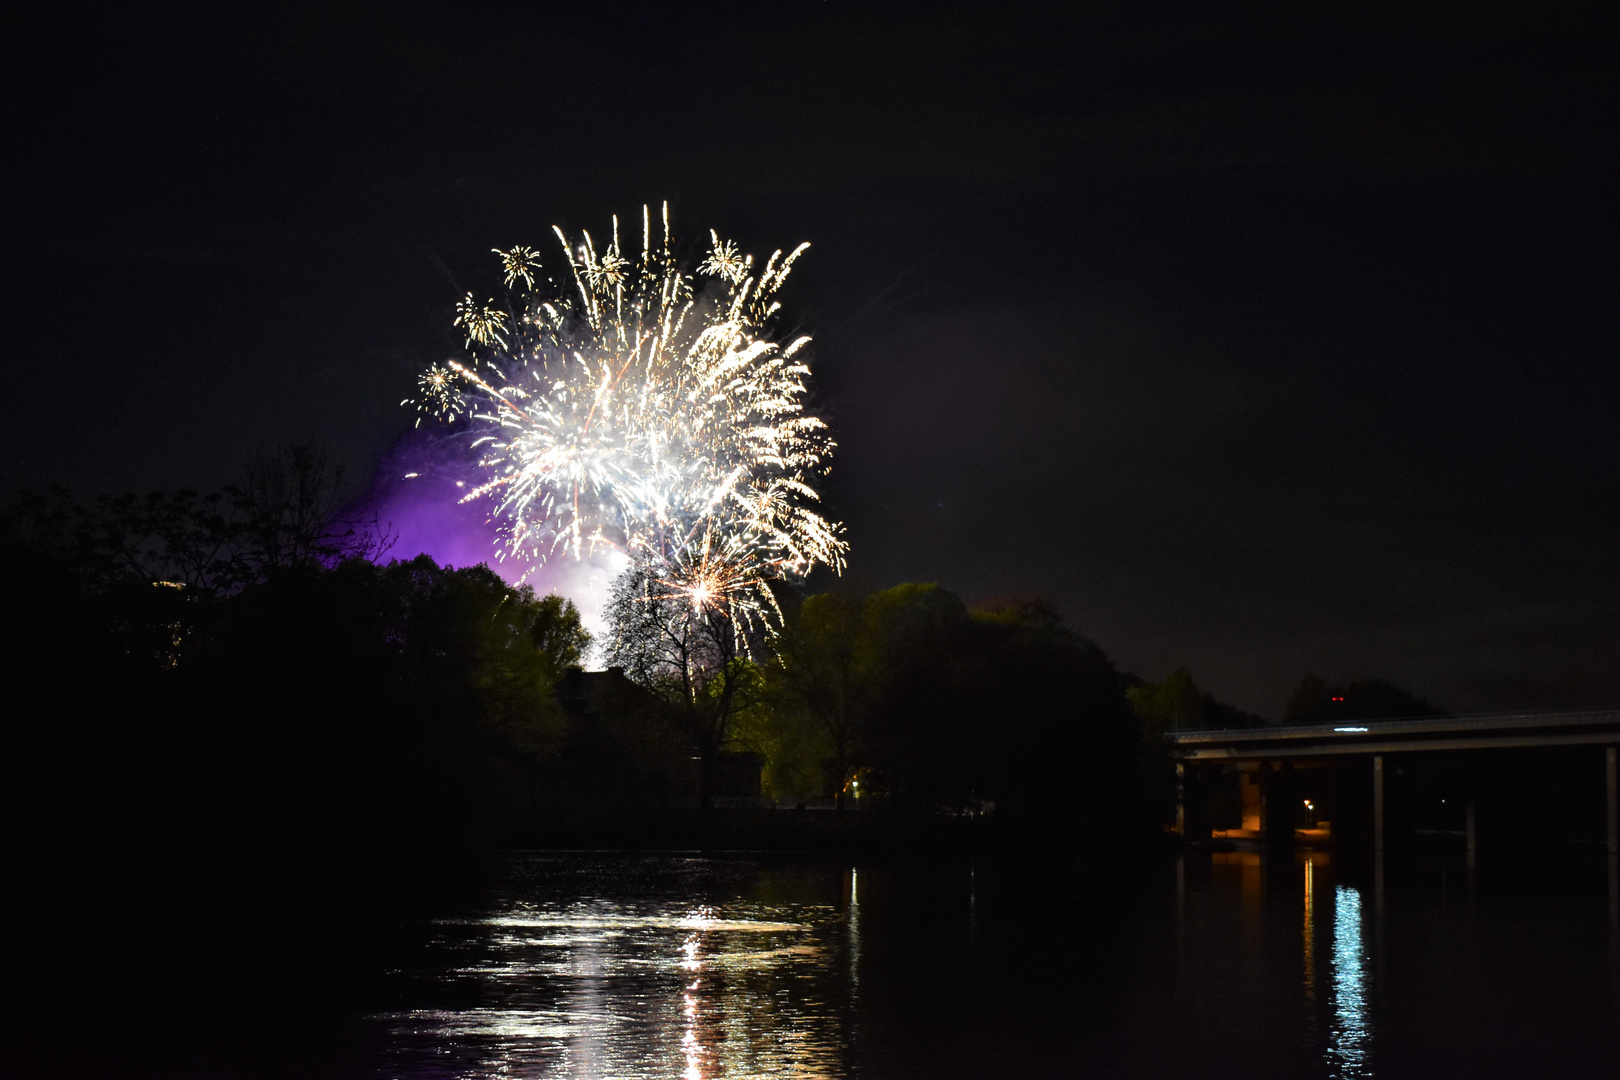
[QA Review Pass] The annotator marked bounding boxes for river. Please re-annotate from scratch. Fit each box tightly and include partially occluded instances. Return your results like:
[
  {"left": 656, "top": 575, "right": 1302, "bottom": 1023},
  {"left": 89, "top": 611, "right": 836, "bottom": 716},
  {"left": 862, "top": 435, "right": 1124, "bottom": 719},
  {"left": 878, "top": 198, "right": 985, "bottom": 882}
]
[{"left": 360, "top": 850, "right": 1619, "bottom": 1078}]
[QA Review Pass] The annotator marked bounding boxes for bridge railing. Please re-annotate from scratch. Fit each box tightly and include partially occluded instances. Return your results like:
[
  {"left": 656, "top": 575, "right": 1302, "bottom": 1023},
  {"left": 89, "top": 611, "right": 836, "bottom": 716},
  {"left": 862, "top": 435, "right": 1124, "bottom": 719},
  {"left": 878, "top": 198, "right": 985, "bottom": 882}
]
[{"left": 1167, "top": 708, "right": 1620, "bottom": 746}]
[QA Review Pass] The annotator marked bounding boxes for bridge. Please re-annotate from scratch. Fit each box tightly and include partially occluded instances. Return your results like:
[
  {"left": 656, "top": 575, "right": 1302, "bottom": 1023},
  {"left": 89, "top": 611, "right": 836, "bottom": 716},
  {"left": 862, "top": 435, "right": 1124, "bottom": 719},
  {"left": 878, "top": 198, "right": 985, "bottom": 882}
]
[{"left": 1167, "top": 711, "right": 1620, "bottom": 894}]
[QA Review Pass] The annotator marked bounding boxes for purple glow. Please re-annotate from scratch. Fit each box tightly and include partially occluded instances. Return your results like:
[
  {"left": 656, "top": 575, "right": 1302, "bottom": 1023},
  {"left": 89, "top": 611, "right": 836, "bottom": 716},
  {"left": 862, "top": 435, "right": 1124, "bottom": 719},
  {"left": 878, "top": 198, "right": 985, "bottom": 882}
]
[
  {"left": 374, "top": 474, "right": 508, "bottom": 574},
  {"left": 366, "top": 430, "right": 628, "bottom": 648}
]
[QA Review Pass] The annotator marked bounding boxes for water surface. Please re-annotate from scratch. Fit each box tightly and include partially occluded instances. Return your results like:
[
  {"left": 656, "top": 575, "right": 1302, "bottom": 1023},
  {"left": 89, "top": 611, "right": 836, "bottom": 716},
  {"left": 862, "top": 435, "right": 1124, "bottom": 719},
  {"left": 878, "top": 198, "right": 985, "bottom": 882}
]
[{"left": 368, "top": 851, "right": 1620, "bottom": 1078}]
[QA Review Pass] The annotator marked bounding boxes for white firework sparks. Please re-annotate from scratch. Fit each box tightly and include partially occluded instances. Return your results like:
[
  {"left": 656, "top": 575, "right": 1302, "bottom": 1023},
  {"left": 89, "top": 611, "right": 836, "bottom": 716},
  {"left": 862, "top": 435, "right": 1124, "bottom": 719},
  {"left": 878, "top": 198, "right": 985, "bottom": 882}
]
[{"left": 414, "top": 203, "right": 844, "bottom": 632}]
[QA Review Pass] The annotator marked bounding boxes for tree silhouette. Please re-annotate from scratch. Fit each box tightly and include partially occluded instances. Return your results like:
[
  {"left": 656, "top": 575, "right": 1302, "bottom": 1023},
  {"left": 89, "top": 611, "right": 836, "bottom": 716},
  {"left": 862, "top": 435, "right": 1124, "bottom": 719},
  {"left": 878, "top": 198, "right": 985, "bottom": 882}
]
[
  {"left": 600, "top": 558, "right": 765, "bottom": 808},
  {"left": 1285, "top": 675, "right": 1446, "bottom": 724},
  {"left": 3, "top": 442, "right": 391, "bottom": 596},
  {"left": 765, "top": 589, "right": 879, "bottom": 807}
]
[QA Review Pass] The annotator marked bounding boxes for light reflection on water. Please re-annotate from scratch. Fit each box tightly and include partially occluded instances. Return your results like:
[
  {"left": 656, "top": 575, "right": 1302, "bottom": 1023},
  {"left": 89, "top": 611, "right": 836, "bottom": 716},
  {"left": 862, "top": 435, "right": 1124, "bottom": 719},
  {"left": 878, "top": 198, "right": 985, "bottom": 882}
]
[
  {"left": 847, "top": 866, "right": 861, "bottom": 1001},
  {"left": 1303, "top": 857, "right": 1318, "bottom": 1024},
  {"left": 1301, "top": 855, "right": 1373, "bottom": 1077},
  {"left": 376, "top": 867, "right": 850, "bottom": 1079},
  {"left": 1327, "top": 884, "right": 1371, "bottom": 1079},
  {"left": 367, "top": 852, "right": 1619, "bottom": 1079}
]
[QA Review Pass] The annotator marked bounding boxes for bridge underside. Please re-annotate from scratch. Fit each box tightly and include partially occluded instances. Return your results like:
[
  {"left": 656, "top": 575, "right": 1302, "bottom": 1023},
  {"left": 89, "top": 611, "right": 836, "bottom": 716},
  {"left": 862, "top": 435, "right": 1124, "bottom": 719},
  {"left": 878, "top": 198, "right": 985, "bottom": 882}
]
[{"left": 1169, "top": 713, "right": 1620, "bottom": 876}]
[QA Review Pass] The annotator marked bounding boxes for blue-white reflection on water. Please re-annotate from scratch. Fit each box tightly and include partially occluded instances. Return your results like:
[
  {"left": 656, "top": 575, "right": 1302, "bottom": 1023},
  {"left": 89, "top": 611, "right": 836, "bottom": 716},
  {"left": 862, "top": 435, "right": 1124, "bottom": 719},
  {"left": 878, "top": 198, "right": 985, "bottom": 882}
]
[{"left": 1328, "top": 884, "right": 1372, "bottom": 1078}]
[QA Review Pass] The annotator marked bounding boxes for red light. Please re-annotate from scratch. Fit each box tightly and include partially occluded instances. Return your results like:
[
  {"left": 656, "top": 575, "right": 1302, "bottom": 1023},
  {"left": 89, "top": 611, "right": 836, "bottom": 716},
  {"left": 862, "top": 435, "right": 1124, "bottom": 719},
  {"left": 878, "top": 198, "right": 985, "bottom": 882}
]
[{"left": 1332, "top": 696, "right": 1344, "bottom": 701}]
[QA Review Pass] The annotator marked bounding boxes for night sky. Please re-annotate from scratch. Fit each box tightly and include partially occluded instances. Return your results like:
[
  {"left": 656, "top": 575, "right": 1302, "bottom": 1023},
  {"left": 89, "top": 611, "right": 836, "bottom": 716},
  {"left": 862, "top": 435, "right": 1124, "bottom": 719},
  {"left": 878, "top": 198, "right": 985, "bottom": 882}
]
[{"left": 8, "top": 1, "right": 1617, "bottom": 715}]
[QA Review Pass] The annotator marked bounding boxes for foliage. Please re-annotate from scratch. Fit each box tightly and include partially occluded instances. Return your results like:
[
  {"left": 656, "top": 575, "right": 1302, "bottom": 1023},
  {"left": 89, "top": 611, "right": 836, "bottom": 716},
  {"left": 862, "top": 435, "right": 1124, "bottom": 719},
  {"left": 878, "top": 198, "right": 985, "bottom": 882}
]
[
  {"left": 1128, "top": 669, "right": 1206, "bottom": 735},
  {"left": 601, "top": 556, "right": 767, "bottom": 803},
  {"left": 0, "top": 443, "right": 390, "bottom": 596},
  {"left": 4, "top": 494, "right": 588, "bottom": 854},
  {"left": 232, "top": 442, "right": 394, "bottom": 576},
  {"left": 1128, "top": 668, "right": 1268, "bottom": 733},
  {"left": 366, "top": 557, "right": 590, "bottom": 758},
  {"left": 1284, "top": 675, "right": 1446, "bottom": 724},
  {"left": 761, "top": 589, "right": 884, "bottom": 803},
  {"left": 961, "top": 596, "right": 1142, "bottom": 832},
  {"left": 756, "top": 584, "right": 1150, "bottom": 839}
]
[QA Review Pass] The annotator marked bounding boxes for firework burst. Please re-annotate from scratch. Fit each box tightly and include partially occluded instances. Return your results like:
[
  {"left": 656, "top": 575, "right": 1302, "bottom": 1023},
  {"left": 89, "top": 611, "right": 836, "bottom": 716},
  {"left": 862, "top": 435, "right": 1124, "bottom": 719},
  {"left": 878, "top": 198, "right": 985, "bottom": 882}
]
[
  {"left": 493, "top": 245, "right": 543, "bottom": 289},
  {"left": 412, "top": 203, "right": 844, "bottom": 634},
  {"left": 407, "top": 363, "right": 465, "bottom": 426},
  {"left": 452, "top": 293, "right": 508, "bottom": 347},
  {"left": 645, "top": 526, "right": 775, "bottom": 622}
]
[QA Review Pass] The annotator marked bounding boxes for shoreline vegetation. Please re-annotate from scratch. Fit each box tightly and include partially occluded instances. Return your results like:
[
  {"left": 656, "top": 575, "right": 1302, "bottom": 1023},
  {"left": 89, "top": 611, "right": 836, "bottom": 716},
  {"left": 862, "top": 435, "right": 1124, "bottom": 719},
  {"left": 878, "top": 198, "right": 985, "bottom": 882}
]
[{"left": 2, "top": 449, "right": 1165, "bottom": 869}]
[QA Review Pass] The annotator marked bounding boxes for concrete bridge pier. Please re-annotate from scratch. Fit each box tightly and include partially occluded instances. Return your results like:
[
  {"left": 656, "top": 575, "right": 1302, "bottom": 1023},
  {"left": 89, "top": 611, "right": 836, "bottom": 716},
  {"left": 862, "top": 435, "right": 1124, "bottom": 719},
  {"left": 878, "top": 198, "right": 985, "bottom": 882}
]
[
  {"left": 1608, "top": 746, "right": 1617, "bottom": 931},
  {"left": 1608, "top": 746, "right": 1617, "bottom": 856},
  {"left": 1467, "top": 795, "right": 1478, "bottom": 889},
  {"left": 1372, "top": 755, "right": 1384, "bottom": 855},
  {"left": 1264, "top": 762, "right": 1298, "bottom": 852},
  {"left": 1168, "top": 715, "right": 1620, "bottom": 923},
  {"left": 1373, "top": 754, "right": 1386, "bottom": 916}
]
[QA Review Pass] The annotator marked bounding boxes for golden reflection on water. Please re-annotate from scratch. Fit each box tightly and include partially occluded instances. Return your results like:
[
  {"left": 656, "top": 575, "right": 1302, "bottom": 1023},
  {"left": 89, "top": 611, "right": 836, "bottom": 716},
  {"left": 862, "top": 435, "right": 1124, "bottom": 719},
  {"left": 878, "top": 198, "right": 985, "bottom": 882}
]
[
  {"left": 1303, "top": 857, "right": 1317, "bottom": 1017},
  {"left": 379, "top": 886, "right": 849, "bottom": 1078},
  {"left": 848, "top": 866, "right": 861, "bottom": 1000}
]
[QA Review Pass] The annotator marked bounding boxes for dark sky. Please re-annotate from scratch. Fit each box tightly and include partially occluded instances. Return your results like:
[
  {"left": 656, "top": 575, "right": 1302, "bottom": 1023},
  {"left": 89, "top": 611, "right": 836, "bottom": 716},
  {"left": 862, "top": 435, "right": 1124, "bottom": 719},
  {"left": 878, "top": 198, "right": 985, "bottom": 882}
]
[{"left": 7, "top": 0, "right": 1617, "bottom": 715}]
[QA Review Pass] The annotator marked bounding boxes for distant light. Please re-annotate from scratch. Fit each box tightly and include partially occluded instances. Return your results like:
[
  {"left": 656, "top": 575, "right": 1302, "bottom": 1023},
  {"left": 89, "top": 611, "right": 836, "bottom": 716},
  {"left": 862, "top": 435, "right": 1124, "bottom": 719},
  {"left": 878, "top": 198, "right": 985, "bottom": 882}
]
[
  {"left": 403, "top": 472, "right": 419, "bottom": 478},
  {"left": 1332, "top": 696, "right": 1344, "bottom": 702},
  {"left": 1334, "top": 726, "right": 1369, "bottom": 733}
]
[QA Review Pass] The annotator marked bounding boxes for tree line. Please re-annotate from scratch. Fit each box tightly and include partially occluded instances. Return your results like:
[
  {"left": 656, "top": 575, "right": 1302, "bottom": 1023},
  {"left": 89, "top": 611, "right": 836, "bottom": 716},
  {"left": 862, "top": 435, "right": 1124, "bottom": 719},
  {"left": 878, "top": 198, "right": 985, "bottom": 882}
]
[
  {"left": 5, "top": 447, "right": 1444, "bottom": 873},
  {"left": 613, "top": 579, "right": 1155, "bottom": 838},
  {"left": 4, "top": 460, "right": 1167, "bottom": 853},
  {"left": 1126, "top": 667, "right": 1445, "bottom": 735}
]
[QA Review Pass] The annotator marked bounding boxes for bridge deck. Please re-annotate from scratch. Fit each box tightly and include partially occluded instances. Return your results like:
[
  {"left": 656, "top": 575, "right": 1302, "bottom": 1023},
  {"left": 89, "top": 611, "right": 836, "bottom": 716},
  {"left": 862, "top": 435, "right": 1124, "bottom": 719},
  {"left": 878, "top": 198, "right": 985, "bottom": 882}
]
[{"left": 1169, "top": 709, "right": 1620, "bottom": 761}]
